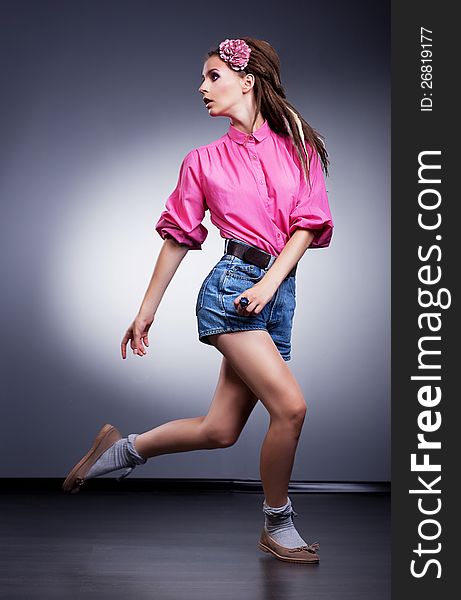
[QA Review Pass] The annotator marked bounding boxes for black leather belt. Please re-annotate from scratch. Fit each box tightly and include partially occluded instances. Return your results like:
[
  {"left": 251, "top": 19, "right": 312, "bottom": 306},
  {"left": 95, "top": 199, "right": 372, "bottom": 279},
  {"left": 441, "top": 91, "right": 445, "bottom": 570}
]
[{"left": 225, "top": 239, "right": 297, "bottom": 278}]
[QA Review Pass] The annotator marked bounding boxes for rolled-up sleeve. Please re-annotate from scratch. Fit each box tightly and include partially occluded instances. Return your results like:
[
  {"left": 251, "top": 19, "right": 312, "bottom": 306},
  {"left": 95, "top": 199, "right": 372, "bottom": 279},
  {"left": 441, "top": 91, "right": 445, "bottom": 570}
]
[
  {"left": 289, "top": 147, "right": 334, "bottom": 248},
  {"left": 154, "top": 149, "right": 208, "bottom": 250}
]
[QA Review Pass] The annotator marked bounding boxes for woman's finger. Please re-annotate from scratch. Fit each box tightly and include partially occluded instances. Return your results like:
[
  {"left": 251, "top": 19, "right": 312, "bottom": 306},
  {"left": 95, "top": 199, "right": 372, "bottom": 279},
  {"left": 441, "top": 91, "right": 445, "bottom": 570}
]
[
  {"left": 133, "top": 333, "right": 146, "bottom": 355},
  {"left": 121, "top": 331, "right": 132, "bottom": 359},
  {"left": 243, "top": 300, "right": 261, "bottom": 316},
  {"left": 237, "top": 300, "right": 254, "bottom": 317},
  {"left": 235, "top": 293, "right": 252, "bottom": 309}
]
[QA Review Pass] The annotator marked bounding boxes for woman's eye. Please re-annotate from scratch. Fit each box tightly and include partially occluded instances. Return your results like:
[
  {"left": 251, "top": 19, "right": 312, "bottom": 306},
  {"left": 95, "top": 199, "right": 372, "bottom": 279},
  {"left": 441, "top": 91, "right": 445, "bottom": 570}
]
[{"left": 200, "top": 73, "right": 219, "bottom": 86}]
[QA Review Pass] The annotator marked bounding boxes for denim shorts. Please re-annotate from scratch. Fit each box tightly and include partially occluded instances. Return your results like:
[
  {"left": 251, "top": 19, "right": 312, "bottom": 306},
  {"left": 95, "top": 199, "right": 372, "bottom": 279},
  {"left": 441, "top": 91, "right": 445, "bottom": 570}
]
[{"left": 195, "top": 238, "right": 296, "bottom": 361}]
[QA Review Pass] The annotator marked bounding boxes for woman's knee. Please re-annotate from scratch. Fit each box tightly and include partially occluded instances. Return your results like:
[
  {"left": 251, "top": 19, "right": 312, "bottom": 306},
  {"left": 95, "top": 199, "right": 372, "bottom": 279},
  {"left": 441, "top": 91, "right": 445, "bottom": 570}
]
[
  {"left": 210, "top": 329, "right": 307, "bottom": 427},
  {"left": 202, "top": 422, "right": 239, "bottom": 448},
  {"left": 273, "top": 393, "right": 307, "bottom": 428}
]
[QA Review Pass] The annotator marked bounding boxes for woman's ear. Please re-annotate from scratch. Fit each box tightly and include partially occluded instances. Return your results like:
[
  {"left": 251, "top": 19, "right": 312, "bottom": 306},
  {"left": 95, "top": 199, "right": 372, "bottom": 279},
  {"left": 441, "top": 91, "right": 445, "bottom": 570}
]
[{"left": 242, "top": 73, "right": 255, "bottom": 92}]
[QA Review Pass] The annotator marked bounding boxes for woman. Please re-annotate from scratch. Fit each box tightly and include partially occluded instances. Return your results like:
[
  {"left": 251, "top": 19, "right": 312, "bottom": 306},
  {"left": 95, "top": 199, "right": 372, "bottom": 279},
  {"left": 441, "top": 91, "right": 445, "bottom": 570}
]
[{"left": 62, "top": 38, "right": 334, "bottom": 565}]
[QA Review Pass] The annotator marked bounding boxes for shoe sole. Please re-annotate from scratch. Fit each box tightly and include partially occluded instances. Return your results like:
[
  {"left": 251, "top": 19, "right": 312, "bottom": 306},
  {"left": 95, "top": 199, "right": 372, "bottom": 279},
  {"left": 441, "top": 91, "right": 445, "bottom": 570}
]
[
  {"left": 258, "top": 542, "right": 320, "bottom": 564},
  {"left": 62, "top": 423, "right": 122, "bottom": 494}
]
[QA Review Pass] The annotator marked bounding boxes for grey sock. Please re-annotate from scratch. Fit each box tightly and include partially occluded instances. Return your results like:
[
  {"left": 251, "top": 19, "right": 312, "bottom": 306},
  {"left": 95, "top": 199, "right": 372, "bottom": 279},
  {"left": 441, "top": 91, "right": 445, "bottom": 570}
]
[
  {"left": 85, "top": 433, "right": 147, "bottom": 480},
  {"left": 263, "top": 496, "right": 307, "bottom": 549}
]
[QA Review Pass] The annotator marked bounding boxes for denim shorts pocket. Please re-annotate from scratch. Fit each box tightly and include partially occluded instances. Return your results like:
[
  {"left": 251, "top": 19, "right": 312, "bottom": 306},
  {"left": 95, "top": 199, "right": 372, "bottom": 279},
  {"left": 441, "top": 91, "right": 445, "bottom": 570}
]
[
  {"left": 195, "top": 267, "right": 217, "bottom": 314},
  {"left": 226, "top": 262, "right": 264, "bottom": 282}
]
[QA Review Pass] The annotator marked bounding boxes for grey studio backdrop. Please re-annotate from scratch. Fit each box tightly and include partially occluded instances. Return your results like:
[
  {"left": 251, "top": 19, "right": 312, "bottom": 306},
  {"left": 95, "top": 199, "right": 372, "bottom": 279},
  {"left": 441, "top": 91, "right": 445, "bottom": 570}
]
[{"left": 0, "top": 1, "right": 390, "bottom": 481}]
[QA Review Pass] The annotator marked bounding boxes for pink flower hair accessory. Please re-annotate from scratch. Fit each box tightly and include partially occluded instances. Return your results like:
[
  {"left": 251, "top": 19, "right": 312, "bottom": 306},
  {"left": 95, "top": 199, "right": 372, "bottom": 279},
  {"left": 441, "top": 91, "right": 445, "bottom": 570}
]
[{"left": 219, "top": 38, "right": 251, "bottom": 71}]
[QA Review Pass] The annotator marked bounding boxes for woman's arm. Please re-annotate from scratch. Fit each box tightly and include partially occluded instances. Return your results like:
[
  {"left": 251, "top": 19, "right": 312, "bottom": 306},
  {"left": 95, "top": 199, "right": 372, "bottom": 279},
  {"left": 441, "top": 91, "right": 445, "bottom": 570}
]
[
  {"left": 121, "top": 238, "right": 189, "bottom": 359},
  {"left": 262, "top": 229, "right": 315, "bottom": 289},
  {"left": 232, "top": 229, "right": 315, "bottom": 318},
  {"left": 138, "top": 237, "right": 190, "bottom": 318}
]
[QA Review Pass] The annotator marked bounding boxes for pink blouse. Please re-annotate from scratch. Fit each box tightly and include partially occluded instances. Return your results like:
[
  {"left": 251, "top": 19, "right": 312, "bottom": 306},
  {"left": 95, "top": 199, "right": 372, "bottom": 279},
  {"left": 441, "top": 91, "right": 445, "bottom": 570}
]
[{"left": 154, "top": 119, "right": 333, "bottom": 256}]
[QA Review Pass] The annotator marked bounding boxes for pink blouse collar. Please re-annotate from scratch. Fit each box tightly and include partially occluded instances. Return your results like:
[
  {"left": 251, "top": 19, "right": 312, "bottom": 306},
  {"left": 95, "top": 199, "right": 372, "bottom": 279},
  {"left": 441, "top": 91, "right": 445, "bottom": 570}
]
[{"left": 227, "top": 119, "right": 271, "bottom": 144}]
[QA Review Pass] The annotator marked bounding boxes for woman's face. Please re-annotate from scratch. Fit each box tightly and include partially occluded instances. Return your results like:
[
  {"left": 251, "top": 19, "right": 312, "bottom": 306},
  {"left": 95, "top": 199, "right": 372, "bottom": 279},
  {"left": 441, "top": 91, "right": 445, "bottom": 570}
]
[{"left": 198, "top": 55, "right": 247, "bottom": 118}]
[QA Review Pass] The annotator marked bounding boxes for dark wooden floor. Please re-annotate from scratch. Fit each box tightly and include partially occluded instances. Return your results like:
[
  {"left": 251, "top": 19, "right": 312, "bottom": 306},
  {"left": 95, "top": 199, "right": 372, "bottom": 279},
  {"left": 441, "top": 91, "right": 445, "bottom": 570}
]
[{"left": 0, "top": 489, "right": 390, "bottom": 599}]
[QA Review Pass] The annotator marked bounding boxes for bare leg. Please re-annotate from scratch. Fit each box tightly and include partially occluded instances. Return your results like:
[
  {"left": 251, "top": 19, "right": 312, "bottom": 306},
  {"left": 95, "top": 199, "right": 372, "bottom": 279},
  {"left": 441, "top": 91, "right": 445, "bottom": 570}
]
[
  {"left": 134, "top": 356, "right": 259, "bottom": 459},
  {"left": 208, "top": 330, "right": 307, "bottom": 508},
  {"left": 134, "top": 416, "right": 208, "bottom": 459}
]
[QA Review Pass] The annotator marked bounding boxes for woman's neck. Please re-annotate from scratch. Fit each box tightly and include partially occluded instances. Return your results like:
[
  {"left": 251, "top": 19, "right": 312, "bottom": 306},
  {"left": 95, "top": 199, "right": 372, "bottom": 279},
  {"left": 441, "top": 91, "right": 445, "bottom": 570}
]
[{"left": 230, "top": 113, "right": 265, "bottom": 135}]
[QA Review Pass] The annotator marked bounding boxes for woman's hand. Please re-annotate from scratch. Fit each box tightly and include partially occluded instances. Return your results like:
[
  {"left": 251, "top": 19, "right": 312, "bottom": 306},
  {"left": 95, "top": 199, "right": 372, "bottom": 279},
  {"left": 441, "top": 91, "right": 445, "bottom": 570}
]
[
  {"left": 121, "top": 313, "right": 154, "bottom": 359},
  {"left": 234, "top": 279, "right": 278, "bottom": 317}
]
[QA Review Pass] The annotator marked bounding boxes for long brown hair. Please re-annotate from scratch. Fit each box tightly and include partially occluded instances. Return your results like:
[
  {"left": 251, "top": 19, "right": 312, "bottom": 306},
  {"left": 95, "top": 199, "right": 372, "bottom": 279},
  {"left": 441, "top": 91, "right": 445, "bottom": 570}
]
[{"left": 205, "top": 37, "right": 329, "bottom": 182}]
